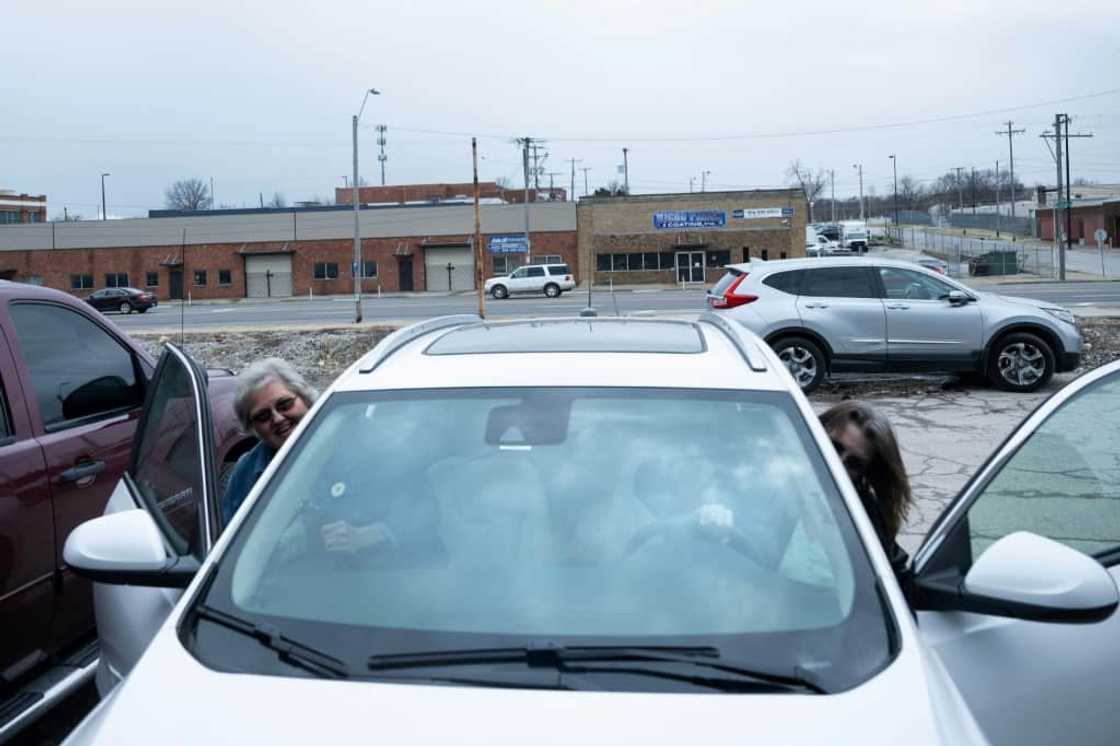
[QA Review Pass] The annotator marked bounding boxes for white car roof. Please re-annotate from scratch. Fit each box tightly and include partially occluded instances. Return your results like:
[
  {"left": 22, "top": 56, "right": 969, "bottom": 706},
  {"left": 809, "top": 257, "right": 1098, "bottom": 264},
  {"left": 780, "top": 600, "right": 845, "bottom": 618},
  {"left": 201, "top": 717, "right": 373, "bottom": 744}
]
[
  {"left": 332, "top": 316, "right": 791, "bottom": 394},
  {"left": 725, "top": 256, "right": 954, "bottom": 276}
]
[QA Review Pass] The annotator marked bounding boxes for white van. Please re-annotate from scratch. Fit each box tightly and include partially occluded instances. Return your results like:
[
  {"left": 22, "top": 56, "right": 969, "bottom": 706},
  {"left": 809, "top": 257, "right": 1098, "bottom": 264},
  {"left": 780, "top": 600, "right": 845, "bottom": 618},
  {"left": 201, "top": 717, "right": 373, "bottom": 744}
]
[{"left": 840, "top": 221, "right": 869, "bottom": 253}]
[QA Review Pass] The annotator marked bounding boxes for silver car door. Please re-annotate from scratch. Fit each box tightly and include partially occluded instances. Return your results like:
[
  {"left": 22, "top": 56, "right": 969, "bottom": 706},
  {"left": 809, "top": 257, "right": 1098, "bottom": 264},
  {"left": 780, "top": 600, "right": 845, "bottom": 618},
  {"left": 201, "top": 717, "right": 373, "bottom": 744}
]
[
  {"left": 912, "top": 360, "right": 1120, "bottom": 746},
  {"left": 877, "top": 267, "right": 982, "bottom": 369},
  {"left": 795, "top": 265, "right": 886, "bottom": 371},
  {"left": 89, "top": 343, "right": 219, "bottom": 693}
]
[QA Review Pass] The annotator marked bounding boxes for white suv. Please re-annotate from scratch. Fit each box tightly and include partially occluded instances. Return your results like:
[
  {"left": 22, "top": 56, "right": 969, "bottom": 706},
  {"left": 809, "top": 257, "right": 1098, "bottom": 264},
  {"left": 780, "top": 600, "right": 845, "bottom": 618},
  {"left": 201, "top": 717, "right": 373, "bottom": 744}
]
[
  {"left": 61, "top": 314, "right": 1120, "bottom": 746},
  {"left": 485, "top": 263, "right": 575, "bottom": 299}
]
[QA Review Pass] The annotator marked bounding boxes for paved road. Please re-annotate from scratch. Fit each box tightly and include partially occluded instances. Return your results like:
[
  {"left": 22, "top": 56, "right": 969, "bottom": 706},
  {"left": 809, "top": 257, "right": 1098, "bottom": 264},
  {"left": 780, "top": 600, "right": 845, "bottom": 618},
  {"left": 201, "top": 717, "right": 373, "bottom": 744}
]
[
  {"left": 109, "top": 277, "right": 1120, "bottom": 332},
  {"left": 111, "top": 288, "right": 711, "bottom": 331}
]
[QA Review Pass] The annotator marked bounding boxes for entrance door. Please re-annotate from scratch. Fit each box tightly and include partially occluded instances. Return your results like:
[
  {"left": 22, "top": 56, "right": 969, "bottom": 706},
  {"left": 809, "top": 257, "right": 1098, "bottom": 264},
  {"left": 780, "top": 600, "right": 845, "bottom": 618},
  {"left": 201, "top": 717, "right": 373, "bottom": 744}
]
[
  {"left": 169, "top": 270, "right": 183, "bottom": 300},
  {"left": 398, "top": 259, "right": 414, "bottom": 292},
  {"left": 675, "top": 250, "right": 706, "bottom": 284}
]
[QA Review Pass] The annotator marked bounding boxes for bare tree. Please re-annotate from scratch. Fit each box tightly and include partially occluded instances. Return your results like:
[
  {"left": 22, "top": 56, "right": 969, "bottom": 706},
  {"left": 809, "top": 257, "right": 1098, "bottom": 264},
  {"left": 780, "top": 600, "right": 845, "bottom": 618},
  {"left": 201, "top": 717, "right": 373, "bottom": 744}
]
[
  {"left": 164, "top": 178, "right": 212, "bottom": 210},
  {"left": 495, "top": 176, "right": 511, "bottom": 189},
  {"left": 268, "top": 192, "right": 287, "bottom": 208},
  {"left": 897, "top": 176, "right": 924, "bottom": 212},
  {"left": 785, "top": 160, "right": 827, "bottom": 222}
]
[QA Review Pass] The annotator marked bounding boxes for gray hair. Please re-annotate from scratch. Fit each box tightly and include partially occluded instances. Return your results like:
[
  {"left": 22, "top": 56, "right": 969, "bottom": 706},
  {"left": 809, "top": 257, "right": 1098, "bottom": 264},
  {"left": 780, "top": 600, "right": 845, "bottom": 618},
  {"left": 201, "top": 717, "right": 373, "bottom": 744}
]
[{"left": 233, "top": 357, "right": 318, "bottom": 431}]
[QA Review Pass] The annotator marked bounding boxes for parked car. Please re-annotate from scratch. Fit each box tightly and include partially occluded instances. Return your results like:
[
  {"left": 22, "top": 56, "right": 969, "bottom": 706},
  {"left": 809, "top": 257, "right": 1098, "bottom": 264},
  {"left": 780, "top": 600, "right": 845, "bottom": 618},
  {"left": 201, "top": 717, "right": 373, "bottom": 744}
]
[
  {"left": 814, "top": 223, "right": 842, "bottom": 242},
  {"left": 805, "top": 227, "right": 847, "bottom": 257},
  {"left": 484, "top": 263, "right": 575, "bottom": 299},
  {"left": 916, "top": 256, "right": 949, "bottom": 275},
  {"left": 968, "top": 250, "right": 1020, "bottom": 277},
  {"left": 706, "top": 257, "right": 1081, "bottom": 393},
  {"left": 84, "top": 287, "right": 158, "bottom": 314},
  {"left": 0, "top": 281, "right": 252, "bottom": 742},
  {"left": 60, "top": 315, "right": 1120, "bottom": 746}
]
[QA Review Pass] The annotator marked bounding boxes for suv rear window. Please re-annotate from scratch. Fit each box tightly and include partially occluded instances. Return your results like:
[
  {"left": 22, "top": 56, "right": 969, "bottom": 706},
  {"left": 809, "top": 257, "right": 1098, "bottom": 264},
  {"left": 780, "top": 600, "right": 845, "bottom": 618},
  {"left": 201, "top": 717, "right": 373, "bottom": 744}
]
[
  {"left": 708, "top": 270, "right": 742, "bottom": 298},
  {"left": 762, "top": 270, "right": 803, "bottom": 295},
  {"left": 547, "top": 264, "right": 572, "bottom": 276}
]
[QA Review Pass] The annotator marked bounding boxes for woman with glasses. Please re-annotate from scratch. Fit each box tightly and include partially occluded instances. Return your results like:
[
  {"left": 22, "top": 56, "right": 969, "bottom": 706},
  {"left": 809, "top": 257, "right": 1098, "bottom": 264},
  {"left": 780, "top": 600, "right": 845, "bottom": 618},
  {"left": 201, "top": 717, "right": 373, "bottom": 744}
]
[
  {"left": 819, "top": 401, "right": 914, "bottom": 583},
  {"left": 222, "top": 358, "right": 317, "bottom": 526}
]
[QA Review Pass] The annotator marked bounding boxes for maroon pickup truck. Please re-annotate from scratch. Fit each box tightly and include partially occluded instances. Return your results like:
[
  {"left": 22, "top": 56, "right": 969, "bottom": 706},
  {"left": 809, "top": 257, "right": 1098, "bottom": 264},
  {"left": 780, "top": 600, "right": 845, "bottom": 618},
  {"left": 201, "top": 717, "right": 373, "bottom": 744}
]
[{"left": 0, "top": 281, "right": 253, "bottom": 739}]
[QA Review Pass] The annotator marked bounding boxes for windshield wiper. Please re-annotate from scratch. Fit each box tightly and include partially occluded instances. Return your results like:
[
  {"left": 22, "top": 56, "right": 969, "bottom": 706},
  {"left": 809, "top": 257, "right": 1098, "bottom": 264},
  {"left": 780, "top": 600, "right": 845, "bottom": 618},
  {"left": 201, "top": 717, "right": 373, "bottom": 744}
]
[
  {"left": 368, "top": 643, "right": 825, "bottom": 694},
  {"left": 194, "top": 604, "right": 350, "bottom": 679}
]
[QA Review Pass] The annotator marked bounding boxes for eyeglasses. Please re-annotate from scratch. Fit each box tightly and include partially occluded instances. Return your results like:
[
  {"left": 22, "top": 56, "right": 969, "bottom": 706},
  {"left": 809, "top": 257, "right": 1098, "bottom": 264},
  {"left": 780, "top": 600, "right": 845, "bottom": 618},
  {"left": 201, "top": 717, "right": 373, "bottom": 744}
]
[{"left": 250, "top": 396, "right": 298, "bottom": 425}]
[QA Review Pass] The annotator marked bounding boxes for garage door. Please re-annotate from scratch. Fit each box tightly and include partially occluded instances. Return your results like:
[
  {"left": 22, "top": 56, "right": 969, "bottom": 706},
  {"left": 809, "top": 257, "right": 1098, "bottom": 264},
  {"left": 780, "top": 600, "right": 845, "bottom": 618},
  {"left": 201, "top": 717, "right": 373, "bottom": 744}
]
[
  {"left": 245, "top": 254, "right": 293, "bottom": 298},
  {"left": 424, "top": 246, "right": 474, "bottom": 292}
]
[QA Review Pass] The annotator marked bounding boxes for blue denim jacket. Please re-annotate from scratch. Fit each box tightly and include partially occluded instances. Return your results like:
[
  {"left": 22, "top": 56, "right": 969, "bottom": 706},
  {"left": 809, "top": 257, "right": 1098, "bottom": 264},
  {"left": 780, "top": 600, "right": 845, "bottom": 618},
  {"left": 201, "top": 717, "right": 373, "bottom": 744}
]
[{"left": 220, "top": 441, "right": 275, "bottom": 526}]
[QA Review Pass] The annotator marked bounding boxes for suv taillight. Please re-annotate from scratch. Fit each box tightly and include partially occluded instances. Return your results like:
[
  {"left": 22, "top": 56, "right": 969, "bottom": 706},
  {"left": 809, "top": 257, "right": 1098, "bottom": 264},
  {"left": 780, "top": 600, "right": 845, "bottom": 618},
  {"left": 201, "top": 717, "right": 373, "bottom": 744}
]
[
  {"left": 565, "top": 275, "right": 572, "bottom": 282},
  {"left": 708, "top": 274, "right": 757, "bottom": 309}
]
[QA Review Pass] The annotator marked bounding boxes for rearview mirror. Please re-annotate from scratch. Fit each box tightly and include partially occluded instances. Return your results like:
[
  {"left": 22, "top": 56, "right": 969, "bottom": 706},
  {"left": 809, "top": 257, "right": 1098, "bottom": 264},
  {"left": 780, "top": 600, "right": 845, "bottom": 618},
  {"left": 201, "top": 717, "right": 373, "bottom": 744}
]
[
  {"left": 947, "top": 290, "right": 971, "bottom": 305},
  {"left": 64, "top": 509, "right": 199, "bottom": 589},
  {"left": 916, "top": 531, "right": 1118, "bottom": 623}
]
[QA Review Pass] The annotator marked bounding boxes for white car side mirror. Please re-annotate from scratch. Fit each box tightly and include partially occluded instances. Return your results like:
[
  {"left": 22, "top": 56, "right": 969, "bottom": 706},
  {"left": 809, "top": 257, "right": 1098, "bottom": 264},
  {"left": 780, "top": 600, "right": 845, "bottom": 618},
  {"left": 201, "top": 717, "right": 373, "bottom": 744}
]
[
  {"left": 961, "top": 532, "right": 1118, "bottom": 622},
  {"left": 64, "top": 509, "right": 199, "bottom": 588}
]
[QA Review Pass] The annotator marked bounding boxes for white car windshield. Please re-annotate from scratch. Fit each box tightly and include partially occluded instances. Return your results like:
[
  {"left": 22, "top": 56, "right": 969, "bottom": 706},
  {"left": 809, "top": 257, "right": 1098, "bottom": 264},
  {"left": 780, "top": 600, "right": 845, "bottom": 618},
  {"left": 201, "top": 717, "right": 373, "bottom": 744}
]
[{"left": 193, "top": 387, "right": 895, "bottom": 692}]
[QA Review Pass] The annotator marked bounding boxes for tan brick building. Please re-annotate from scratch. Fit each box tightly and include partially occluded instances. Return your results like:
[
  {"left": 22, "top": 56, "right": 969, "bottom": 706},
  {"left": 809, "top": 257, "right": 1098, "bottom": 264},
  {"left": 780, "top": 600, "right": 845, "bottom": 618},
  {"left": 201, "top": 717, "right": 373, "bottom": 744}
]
[
  {"left": 577, "top": 190, "right": 807, "bottom": 286},
  {"left": 0, "top": 191, "right": 47, "bottom": 225}
]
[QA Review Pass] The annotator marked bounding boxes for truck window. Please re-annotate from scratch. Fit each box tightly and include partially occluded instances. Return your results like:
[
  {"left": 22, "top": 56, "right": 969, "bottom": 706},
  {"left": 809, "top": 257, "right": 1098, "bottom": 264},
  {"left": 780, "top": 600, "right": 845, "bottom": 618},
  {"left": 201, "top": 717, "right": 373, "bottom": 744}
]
[{"left": 10, "top": 303, "right": 144, "bottom": 430}]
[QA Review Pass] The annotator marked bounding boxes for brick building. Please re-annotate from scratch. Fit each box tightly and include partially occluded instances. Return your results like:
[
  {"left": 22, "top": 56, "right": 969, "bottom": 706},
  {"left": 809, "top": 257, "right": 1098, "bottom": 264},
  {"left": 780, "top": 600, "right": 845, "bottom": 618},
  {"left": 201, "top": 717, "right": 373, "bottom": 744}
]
[
  {"left": 335, "top": 182, "right": 567, "bottom": 206},
  {"left": 0, "top": 203, "right": 577, "bottom": 299},
  {"left": 576, "top": 190, "right": 808, "bottom": 286},
  {"left": 0, "top": 191, "right": 47, "bottom": 224}
]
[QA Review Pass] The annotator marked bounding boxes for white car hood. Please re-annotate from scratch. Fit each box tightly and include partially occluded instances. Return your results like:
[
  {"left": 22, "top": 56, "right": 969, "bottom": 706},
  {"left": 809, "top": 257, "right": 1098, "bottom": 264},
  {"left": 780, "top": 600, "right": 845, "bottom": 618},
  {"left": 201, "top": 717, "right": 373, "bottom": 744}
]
[
  {"left": 990, "top": 293, "right": 1054, "bottom": 310},
  {"left": 66, "top": 625, "right": 987, "bottom": 746}
]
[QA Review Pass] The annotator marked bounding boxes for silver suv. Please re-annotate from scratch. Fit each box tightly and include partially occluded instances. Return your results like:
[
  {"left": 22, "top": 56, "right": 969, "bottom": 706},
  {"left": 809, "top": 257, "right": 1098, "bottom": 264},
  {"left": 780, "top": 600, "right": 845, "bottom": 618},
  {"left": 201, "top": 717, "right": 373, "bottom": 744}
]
[
  {"left": 707, "top": 257, "right": 1082, "bottom": 393},
  {"left": 485, "top": 263, "right": 575, "bottom": 299}
]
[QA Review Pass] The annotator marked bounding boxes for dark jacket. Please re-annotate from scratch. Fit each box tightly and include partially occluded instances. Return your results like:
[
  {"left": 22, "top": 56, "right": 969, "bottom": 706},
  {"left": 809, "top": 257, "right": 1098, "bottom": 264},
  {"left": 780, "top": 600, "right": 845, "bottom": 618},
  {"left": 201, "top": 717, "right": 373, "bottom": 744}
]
[
  {"left": 221, "top": 441, "right": 275, "bottom": 526},
  {"left": 853, "top": 478, "right": 911, "bottom": 584}
]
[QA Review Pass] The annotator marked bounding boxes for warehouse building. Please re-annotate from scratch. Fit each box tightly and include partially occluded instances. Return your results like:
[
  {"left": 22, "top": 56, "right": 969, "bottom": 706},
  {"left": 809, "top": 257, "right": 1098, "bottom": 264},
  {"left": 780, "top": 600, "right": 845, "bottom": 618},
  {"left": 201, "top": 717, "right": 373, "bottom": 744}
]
[
  {"left": 576, "top": 190, "right": 808, "bottom": 286},
  {"left": 0, "top": 202, "right": 576, "bottom": 299}
]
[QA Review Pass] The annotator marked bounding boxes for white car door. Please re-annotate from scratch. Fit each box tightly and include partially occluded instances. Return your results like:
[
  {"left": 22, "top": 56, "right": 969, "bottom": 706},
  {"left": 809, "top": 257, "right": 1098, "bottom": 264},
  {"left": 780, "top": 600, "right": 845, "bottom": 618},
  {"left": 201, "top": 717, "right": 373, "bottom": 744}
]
[
  {"left": 912, "top": 360, "right": 1120, "bottom": 746},
  {"left": 77, "top": 343, "right": 220, "bottom": 694},
  {"left": 505, "top": 267, "right": 529, "bottom": 294}
]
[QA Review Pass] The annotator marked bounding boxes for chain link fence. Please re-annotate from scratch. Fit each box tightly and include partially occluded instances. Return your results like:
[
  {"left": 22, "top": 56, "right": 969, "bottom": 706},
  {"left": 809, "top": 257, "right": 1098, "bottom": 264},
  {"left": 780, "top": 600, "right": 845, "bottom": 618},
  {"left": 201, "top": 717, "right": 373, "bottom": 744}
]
[{"left": 897, "top": 227, "right": 1055, "bottom": 279}]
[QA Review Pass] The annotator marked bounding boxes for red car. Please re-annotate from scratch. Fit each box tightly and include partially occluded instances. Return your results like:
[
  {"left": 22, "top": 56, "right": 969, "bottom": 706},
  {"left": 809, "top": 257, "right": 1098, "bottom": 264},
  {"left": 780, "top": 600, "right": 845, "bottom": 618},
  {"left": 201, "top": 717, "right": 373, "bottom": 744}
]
[{"left": 0, "top": 280, "right": 252, "bottom": 741}]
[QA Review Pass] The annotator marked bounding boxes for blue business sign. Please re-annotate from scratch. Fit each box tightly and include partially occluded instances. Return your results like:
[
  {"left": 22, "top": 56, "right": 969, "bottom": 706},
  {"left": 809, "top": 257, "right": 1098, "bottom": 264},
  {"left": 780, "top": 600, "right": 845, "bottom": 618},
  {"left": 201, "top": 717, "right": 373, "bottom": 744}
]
[
  {"left": 488, "top": 235, "right": 529, "bottom": 253},
  {"left": 652, "top": 210, "right": 727, "bottom": 230}
]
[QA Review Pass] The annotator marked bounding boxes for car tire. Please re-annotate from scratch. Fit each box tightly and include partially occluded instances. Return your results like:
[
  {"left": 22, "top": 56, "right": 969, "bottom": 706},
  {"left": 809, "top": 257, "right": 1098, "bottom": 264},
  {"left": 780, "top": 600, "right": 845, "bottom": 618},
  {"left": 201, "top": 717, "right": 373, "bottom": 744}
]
[
  {"left": 491, "top": 285, "right": 508, "bottom": 299},
  {"left": 772, "top": 336, "right": 826, "bottom": 393},
  {"left": 119, "top": 302, "right": 132, "bottom": 314},
  {"left": 543, "top": 283, "right": 560, "bottom": 298},
  {"left": 987, "top": 332, "right": 1054, "bottom": 393}
]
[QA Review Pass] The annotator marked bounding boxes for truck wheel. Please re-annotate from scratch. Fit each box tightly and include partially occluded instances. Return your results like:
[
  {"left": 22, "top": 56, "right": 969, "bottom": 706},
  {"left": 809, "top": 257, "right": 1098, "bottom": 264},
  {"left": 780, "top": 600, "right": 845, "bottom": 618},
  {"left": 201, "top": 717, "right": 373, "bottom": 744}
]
[
  {"left": 543, "top": 283, "right": 560, "bottom": 298},
  {"left": 772, "top": 337, "right": 826, "bottom": 393},
  {"left": 987, "top": 332, "right": 1054, "bottom": 392},
  {"left": 491, "top": 284, "right": 508, "bottom": 299}
]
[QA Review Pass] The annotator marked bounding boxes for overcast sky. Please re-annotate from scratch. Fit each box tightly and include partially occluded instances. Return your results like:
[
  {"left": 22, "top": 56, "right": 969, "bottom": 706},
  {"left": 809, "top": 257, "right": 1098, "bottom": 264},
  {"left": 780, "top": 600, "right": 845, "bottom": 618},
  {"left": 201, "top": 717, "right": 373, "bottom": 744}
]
[{"left": 4, "top": 0, "right": 1119, "bottom": 218}]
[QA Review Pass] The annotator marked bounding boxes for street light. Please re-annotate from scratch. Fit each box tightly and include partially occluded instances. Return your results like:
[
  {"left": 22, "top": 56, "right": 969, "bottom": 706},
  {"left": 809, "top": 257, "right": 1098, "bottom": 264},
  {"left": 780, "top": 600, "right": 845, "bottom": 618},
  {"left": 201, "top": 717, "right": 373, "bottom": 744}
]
[
  {"left": 889, "top": 154, "right": 899, "bottom": 234},
  {"left": 100, "top": 173, "right": 110, "bottom": 221},
  {"left": 701, "top": 170, "right": 711, "bottom": 193},
  {"left": 851, "top": 164, "right": 864, "bottom": 221},
  {"left": 353, "top": 88, "right": 380, "bottom": 324}
]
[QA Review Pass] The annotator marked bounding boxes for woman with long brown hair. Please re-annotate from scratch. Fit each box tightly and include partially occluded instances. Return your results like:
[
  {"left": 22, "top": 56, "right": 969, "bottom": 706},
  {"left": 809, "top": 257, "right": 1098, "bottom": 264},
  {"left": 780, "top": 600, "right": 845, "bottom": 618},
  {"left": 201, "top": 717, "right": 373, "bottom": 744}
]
[{"left": 819, "top": 401, "right": 913, "bottom": 579}]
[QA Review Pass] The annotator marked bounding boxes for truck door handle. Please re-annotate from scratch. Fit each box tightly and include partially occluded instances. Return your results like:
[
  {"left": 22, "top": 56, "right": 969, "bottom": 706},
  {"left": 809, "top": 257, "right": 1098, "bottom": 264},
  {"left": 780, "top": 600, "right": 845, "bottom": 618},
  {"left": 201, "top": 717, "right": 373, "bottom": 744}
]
[
  {"left": 803, "top": 302, "right": 829, "bottom": 309},
  {"left": 886, "top": 304, "right": 911, "bottom": 310},
  {"left": 58, "top": 460, "right": 106, "bottom": 484}
]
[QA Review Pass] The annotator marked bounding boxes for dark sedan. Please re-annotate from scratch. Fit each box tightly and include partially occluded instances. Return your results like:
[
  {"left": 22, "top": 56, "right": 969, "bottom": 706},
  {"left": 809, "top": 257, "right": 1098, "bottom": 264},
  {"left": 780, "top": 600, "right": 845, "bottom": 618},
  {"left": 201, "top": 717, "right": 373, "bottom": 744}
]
[{"left": 85, "top": 287, "right": 158, "bottom": 314}]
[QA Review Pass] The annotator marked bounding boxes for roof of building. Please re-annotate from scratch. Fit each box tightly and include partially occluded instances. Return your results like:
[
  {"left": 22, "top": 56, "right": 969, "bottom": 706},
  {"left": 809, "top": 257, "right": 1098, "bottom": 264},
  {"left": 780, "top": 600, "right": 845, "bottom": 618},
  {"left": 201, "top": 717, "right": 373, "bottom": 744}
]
[{"left": 577, "top": 188, "right": 806, "bottom": 205}]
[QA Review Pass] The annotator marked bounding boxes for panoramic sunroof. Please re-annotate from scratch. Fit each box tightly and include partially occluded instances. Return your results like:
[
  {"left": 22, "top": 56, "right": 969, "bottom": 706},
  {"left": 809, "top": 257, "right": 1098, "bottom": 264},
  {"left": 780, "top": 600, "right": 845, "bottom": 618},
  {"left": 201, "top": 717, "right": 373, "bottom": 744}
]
[{"left": 425, "top": 319, "right": 706, "bottom": 356}]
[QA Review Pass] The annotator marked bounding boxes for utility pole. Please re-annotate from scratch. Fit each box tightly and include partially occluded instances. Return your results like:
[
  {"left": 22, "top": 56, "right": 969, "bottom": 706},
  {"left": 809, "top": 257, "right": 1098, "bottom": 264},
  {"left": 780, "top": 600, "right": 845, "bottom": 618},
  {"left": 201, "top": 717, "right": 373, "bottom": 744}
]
[
  {"left": 529, "top": 142, "right": 548, "bottom": 193},
  {"left": 701, "top": 170, "right": 711, "bottom": 192},
  {"left": 689, "top": 176, "right": 695, "bottom": 193},
  {"left": 953, "top": 167, "right": 965, "bottom": 212},
  {"left": 472, "top": 137, "right": 485, "bottom": 319},
  {"left": 1047, "top": 114, "right": 1065, "bottom": 280},
  {"left": 517, "top": 137, "right": 533, "bottom": 261},
  {"left": 889, "top": 154, "right": 898, "bottom": 228},
  {"left": 995, "top": 160, "right": 1001, "bottom": 237},
  {"left": 100, "top": 173, "right": 110, "bottom": 221},
  {"left": 852, "top": 164, "right": 864, "bottom": 220},
  {"left": 995, "top": 121, "right": 1025, "bottom": 218},
  {"left": 569, "top": 158, "right": 580, "bottom": 203},
  {"left": 376, "top": 124, "right": 388, "bottom": 186},
  {"left": 1062, "top": 115, "right": 1094, "bottom": 260},
  {"left": 547, "top": 171, "right": 561, "bottom": 200},
  {"left": 622, "top": 148, "right": 630, "bottom": 194},
  {"left": 830, "top": 170, "right": 835, "bottom": 222},
  {"left": 580, "top": 166, "right": 591, "bottom": 197},
  {"left": 970, "top": 167, "right": 977, "bottom": 214}
]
